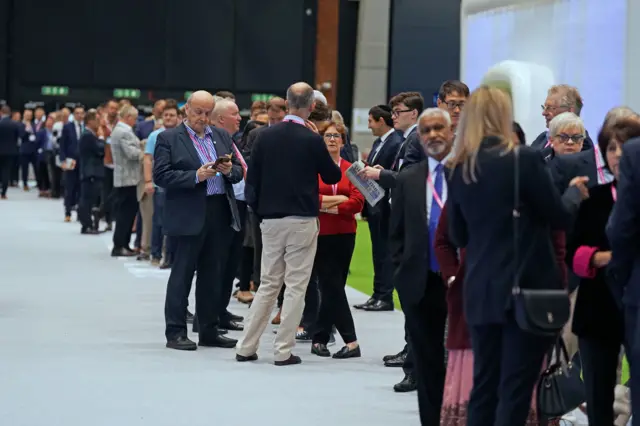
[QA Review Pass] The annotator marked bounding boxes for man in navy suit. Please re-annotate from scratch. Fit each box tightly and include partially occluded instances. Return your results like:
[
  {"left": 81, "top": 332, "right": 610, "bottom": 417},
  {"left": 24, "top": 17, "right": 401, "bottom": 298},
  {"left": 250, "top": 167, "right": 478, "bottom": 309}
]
[
  {"left": 59, "top": 105, "right": 85, "bottom": 221},
  {"left": 153, "top": 91, "right": 243, "bottom": 351},
  {"left": 78, "top": 110, "right": 105, "bottom": 234},
  {"left": 607, "top": 138, "right": 640, "bottom": 418},
  {"left": 0, "top": 105, "right": 21, "bottom": 199}
]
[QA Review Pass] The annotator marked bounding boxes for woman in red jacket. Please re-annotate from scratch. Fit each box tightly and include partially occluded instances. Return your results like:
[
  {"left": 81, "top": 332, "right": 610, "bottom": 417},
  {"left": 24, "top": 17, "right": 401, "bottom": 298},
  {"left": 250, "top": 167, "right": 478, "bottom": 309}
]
[
  {"left": 435, "top": 204, "right": 565, "bottom": 426},
  {"left": 311, "top": 120, "right": 365, "bottom": 359}
]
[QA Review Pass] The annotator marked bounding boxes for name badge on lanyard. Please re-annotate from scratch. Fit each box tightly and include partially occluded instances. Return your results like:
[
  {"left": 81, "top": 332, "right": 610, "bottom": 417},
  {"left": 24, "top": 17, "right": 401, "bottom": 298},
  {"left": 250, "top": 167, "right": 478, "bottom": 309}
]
[{"left": 427, "top": 171, "right": 444, "bottom": 209}]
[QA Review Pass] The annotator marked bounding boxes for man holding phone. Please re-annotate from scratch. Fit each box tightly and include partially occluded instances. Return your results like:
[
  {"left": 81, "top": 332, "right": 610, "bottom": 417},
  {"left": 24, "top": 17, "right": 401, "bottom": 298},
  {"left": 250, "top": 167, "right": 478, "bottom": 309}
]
[{"left": 153, "top": 91, "right": 244, "bottom": 351}]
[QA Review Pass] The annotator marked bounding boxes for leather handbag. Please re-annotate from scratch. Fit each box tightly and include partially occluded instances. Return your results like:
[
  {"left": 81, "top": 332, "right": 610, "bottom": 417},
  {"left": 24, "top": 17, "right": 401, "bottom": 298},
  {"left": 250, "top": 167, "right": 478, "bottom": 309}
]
[
  {"left": 537, "top": 337, "right": 585, "bottom": 419},
  {"left": 511, "top": 147, "right": 570, "bottom": 336}
]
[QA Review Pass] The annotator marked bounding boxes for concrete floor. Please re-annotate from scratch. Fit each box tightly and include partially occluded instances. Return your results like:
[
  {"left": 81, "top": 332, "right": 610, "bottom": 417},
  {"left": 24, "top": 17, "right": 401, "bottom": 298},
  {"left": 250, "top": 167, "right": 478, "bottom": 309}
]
[{"left": 0, "top": 188, "right": 420, "bottom": 426}]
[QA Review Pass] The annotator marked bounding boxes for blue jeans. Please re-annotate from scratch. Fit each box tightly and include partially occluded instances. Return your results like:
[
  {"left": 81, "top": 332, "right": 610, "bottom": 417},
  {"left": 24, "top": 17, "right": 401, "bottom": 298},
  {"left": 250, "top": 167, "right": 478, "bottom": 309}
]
[{"left": 151, "top": 189, "right": 165, "bottom": 260}]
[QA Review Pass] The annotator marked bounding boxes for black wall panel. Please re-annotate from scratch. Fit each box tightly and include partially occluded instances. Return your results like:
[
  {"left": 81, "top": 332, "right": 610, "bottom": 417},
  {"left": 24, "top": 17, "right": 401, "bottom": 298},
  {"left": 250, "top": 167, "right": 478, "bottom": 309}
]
[
  {"left": 14, "top": 0, "right": 94, "bottom": 86},
  {"left": 165, "top": 0, "right": 235, "bottom": 90},
  {"left": 0, "top": 0, "right": 9, "bottom": 101},
  {"left": 234, "top": 0, "right": 310, "bottom": 92},
  {"left": 388, "top": 0, "right": 461, "bottom": 104},
  {"left": 93, "top": 0, "right": 166, "bottom": 87}
]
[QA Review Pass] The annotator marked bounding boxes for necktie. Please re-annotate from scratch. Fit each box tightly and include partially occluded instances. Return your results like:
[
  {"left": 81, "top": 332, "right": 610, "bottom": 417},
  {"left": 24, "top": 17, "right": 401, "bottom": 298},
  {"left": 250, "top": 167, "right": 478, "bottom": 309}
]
[
  {"left": 369, "top": 138, "right": 381, "bottom": 163},
  {"left": 429, "top": 163, "right": 444, "bottom": 272}
]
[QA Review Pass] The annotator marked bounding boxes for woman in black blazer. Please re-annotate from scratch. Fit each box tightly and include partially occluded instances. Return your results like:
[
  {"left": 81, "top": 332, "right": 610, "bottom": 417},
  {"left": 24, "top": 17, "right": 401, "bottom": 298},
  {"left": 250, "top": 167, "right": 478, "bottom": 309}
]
[
  {"left": 567, "top": 116, "right": 640, "bottom": 425},
  {"left": 447, "top": 86, "right": 588, "bottom": 426}
]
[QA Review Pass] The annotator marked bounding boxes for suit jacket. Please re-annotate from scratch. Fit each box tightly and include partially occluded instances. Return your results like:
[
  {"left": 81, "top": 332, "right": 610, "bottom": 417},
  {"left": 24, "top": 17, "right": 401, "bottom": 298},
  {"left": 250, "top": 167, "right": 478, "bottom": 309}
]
[
  {"left": 19, "top": 122, "right": 38, "bottom": 155},
  {"left": 153, "top": 123, "right": 243, "bottom": 236},
  {"left": 377, "top": 127, "right": 417, "bottom": 191},
  {"left": 447, "top": 138, "right": 582, "bottom": 325},
  {"left": 389, "top": 160, "right": 436, "bottom": 307},
  {"left": 60, "top": 121, "right": 82, "bottom": 162},
  {"left": 111, "top": 123, "right": 142, "bottom": 187},
  {"left": 402, "top": 131, "right": 427, "bottom": 168},
  {"left": 135, "top": 119, "right": 155, "bottom": 141},
  {"left": 607, "top": 138, "right": 640, "bottom": 308},
  {"left": 567, "top": 182, "right": 623, "bottom": 341},
  {"left": 0, "top": 116, "right": 21, "bottom": 156},
  {"left": 79, "top": 131, "right": 105, "bottom": 180},
  {"left": 530, "top": 129, "right": 595, "bottom": 158},
  {"left": 363, "top": 130, "right": 402, "bottom": 217}
]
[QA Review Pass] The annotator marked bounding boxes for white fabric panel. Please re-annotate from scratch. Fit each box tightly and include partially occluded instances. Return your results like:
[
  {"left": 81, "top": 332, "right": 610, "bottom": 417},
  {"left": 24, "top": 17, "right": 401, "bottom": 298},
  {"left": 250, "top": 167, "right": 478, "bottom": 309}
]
[{"left": 461, "top": 0, "right": 627, "bottom": 139}]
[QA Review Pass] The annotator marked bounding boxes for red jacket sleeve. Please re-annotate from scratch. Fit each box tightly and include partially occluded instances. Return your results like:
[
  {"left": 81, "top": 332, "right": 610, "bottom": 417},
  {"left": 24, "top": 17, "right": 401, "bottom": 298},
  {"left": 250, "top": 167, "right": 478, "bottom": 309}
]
[
  {"left": 337, "top": 180, "right": 365, "bottom": 216},
  {"left": 434, "top": 205, "right": 461, "bottom": 281}
]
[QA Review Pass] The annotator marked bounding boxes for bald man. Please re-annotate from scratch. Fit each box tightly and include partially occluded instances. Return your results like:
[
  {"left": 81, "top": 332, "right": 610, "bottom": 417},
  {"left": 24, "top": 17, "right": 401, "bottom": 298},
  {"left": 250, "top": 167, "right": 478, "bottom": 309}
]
[{"left": 153, "top": 90, "right": 244, "bottom": 351}]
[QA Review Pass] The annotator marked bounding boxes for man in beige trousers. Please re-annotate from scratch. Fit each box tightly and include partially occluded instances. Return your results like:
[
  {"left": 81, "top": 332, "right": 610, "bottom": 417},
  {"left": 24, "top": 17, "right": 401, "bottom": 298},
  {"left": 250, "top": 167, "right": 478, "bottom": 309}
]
[{"left": 235, "top": 82, "right": 341, "bottom": 366}]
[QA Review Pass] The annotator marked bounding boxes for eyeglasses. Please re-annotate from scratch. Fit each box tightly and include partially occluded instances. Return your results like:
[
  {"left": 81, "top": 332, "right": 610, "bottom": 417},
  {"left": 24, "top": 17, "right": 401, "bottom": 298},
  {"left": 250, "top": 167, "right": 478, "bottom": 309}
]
[
  {"left": 541, "top": 104, "right": 569, "bottom": 113},
  {"left": 555, "top": 133, "right": 585, "bottom": 144},
  {"left": 323, "top": 133, "right": 341, "bottom": 140},
  {"left": 444, "top": 101, "right": 465, "bottom": 110},
  {"left": 391, "top": 109, "right": 412, "bottom": 117}
]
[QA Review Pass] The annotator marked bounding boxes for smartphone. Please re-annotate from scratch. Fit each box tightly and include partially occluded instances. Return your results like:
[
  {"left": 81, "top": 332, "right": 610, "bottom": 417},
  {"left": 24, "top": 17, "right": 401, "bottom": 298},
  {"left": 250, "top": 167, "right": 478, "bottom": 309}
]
[{"left": 207, "top": 155, "right": 232, "bottom": 169}]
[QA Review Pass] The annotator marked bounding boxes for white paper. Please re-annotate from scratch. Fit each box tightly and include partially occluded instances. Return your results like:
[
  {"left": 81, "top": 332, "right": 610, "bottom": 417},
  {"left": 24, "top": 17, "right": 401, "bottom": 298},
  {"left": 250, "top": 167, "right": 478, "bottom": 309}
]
[{"left": 345, "top": 160, "right": 385, "bottom": 207}]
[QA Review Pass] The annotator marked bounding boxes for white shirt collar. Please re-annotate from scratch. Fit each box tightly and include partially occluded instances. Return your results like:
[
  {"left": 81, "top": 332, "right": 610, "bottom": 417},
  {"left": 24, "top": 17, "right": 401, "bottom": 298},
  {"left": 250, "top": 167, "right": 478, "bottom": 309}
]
[
  {"left": 283, "top": 114, "right": 305, "bottom": 125},
  {"left": 427, "top": 152, "right": 451, "bottom": 172},
  {"left": 381, "top": 128, "right": 395, "bottom": 143},
  {"left": 404, "top": 123, "right": 417, "bottom": 139}
]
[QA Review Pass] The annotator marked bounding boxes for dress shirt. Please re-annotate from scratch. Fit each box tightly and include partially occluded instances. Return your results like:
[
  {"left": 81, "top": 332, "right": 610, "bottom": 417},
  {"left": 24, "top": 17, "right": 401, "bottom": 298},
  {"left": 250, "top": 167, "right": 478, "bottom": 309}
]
[
  {"left": 185, "top": 123, "right": 224, "bottom": 195},
  {"left": 426, "top": 156, "right": 449, "bottom": 220},
  {"left": 403, "top": 123, "right": 417, "bottom": 139},
  {"left": 370, "top": 128, "right": 395, "bottom": 163},
  {"left": 283, "top": 114, "right": 305, "bottom": 125}
]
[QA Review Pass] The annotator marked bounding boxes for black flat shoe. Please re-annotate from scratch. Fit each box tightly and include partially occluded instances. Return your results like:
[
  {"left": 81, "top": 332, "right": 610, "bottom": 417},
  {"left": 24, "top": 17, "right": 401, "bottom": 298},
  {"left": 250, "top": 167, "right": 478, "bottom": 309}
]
[
  {"left": 220, "top": 320, "right": 244, "bottom": 331},
  {"left": 394, "top": 374, "right": 417, "bottom": 392},
  {"left": 166, "top": 336, "right": 197, "bottom": 351},
  {"left": 226, "top": 312, "right": 244, "bottom": 322},
  {"left": 274, "top": 355, "right": 302, "bottom": 366},
  {"left": 332, "top": 345, "right": 361, "bottom": 359},
  {"left": 353, "top": 297, "right": 375, "bottom": 310},
  {"left": 384, "top": 351, "right": 407, "bottom": 367},
  {"left": 311, "top": 343, "right": 330, "bottom": 357},
  {"left": 363, "top": 300, "right": 394, "bottom": 312},
  {"left": 236, "top": 353, "right": 258, "bottom": 362},
  {"left": 383, "top": 348, "right": 406, "bottom": 363},
  {"left": 198, "top": 334, "right": 237, "bottom": 348}
]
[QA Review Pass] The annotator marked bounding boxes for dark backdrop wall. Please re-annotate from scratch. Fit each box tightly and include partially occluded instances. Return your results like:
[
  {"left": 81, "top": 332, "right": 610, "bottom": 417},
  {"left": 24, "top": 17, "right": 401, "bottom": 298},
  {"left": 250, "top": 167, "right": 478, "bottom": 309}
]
[
  {"left": 2, "top": 0, "right": 317, "bottom": 108},
  {"left": 388, "top": 0, "right": 461, "bottom": 107}
]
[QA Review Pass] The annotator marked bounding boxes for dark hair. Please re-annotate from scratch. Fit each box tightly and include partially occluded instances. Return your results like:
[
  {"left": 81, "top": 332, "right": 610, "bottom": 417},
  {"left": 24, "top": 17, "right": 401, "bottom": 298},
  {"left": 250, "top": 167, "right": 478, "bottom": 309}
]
[
  {"left": 215, "top": 90, "right": 235, "bottom": 100},
  {"left": 389, "top": 91, "right": 424, "bottom": 114},
  {"left": 512, "top": 121, "right": 526, "bottom": 145},
  {"left": 163, "top": 98, "right": 179, "bottom": 113},
  {"left": 438, "top": 80, "right": 470, "bottom": 101},
  {"left": 238, "top": 120, "right": 265, "bottom": 151},
  {"left": 0, "top": 105, "right": 10, "bottom": 115},
  {"left": 73, "top": 105, "right": 85, "bottom": 112},
  {"left": 84, "top": 109, "right": 99, "bottom": 124},
  {"left": 369, "top": 104, "right": 393, "bottom": 127},
  {"left": 251, "top": 100, "right": 267, "bottom": 112},
  {"left": 599, "top": 117, "right": 640, "bottom": 170},
  {"left": 309, "top": 101, "right": 331, "bottom": 123}
]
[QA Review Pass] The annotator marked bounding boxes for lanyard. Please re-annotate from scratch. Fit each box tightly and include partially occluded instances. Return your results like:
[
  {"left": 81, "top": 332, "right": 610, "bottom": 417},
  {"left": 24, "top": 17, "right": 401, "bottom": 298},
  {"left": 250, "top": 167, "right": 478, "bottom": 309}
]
[
  {"left": 593, "top": 148, "right": 606, "bottom": 184},
  {"left": 331, "top": 159, "right": 342, "bottom": 195},
  {"left": 427, "top": 167, "right": 444, "bottom": 209},
  {"left": 231, "top": 143, "right": 247, "bottom": 178},
  {"left": 611, "top": 184, "right": 617, "bottom": 202}
]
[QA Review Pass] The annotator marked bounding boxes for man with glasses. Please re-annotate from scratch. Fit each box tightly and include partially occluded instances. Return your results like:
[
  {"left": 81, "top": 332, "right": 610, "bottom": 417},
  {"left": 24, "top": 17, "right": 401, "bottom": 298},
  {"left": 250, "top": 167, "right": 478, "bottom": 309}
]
[{"left": 531, "top": 84, "right": 593, "bottom": 153}]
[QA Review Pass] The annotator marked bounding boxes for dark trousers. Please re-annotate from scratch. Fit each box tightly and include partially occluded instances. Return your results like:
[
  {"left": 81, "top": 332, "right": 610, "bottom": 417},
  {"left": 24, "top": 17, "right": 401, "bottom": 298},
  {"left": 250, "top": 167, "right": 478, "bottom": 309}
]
[
  {"left": 48, "top": 154, "right": 62, "bottom": 198},
  {"left": 312, "top": 233, "right": 357, "bottom": 345},
  {"left": 238, "top": 246, "right": 254, "bottom": 291},
  {"left": 467, "top": 318, "right": 553, "bottom": 426},
  {"left": 135, "top": 211, "right": 142, "bottom": 249},
  {"left": 164, "top": 195, "right": 232, "bottom": 341},
  {"left": 37, "top": 154, "right": 50, "bottom": 191},
  {"left": 11, "top": 155, "right": 18, "bottom": 184},
  {"left": 624, "top": 306, "right": 640, "bottom": 419},
  {"left": 301, "top": 272, "right": 319, "bottom": 330},
  {"left": 101, "top": 167, "right": 115, "bottom": 223},
  {"left": 579, "top": 337, "right": 621, "bottom": 425},
  {"left": 249, "top": 209, "right": 262, "bottom": 286},
  {"left": 403, "top": 272, "right": 447, "bottom": 426},
  {"left": 20, "top": 152, "right": 38, "bottom": 186},
  {"left": 151, "top": 189, "right": 166, "bottom": 260},
  {"left": 112, "top": 186, "right": 138, "bottom": 250},
  {"left": 220, "top": 200, "right": 247, "bottom": 319},
  {"left": 63, "top": 168, "right": 80, "bottom": 216},
  {"left": 368, "top": 212, "right": 393, "bottom": 303},
  {"left": 79, "top": 178, "right": 103, "bottom": 230},
  {"left": 0, "top": 154, "right": 14, "bottom": 196}
]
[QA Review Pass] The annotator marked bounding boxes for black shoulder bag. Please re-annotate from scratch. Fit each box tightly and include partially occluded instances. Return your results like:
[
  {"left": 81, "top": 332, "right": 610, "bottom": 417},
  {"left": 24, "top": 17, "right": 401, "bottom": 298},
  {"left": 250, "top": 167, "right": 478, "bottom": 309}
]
[{"left": 511, "top": 146, "right": 570, "bottom": 336}]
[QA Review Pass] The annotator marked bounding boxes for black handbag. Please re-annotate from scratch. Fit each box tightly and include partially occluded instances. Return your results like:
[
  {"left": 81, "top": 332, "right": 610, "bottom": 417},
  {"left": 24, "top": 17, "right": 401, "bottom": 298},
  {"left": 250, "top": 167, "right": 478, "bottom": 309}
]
[
  {"left": 511, "top": 147, "right": 570, "bottom": 336},
  {"left": 537, "top": 337, "right": 586, "bottom": 419}
]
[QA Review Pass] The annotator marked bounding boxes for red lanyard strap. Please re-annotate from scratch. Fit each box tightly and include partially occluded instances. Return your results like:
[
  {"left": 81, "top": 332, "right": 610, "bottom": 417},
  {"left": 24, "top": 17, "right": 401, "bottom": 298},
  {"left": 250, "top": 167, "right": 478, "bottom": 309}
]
[{"left": 427, "top": 169, "right": 444, "bottom": 209}]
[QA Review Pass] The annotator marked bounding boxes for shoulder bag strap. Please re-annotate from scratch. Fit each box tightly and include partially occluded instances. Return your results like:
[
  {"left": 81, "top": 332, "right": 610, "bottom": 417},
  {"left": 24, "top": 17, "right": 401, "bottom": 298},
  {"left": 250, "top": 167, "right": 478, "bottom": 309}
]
[{"left": 513, "top": 146, "right": 521, "bottom": 294}]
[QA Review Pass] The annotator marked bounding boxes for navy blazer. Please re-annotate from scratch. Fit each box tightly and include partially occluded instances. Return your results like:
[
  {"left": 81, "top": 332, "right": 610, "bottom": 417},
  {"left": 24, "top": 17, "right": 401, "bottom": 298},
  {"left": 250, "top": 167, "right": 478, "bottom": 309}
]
[
  {"left": 376, "top": 129, "right": 411, "bottom": 191},
  {"left": 59, "top": 122, "right": 81, "bottom": 161},
  {"left": 0, "top": 116, "right": 20, "bottom": 156},
  {"left": 79, "top": 131, "right": 105, "bottom": 180},
  {"left": 153, "top": 123, "right": 243, "bottom": 237},
  {"left": 135, "top": 120, "right": 155, "bottom": 141},
  {"left": 547, "top": 149, "right": 599, "bottom": 192},
  {"left": 402, "top": 131, "right": 427, "bottom": 168},
  {"left": 447, "top": 138, "right": 582, "bottom": 325},
  {"left": 363, "top": 130, "right": 402, "bottom": 217},
  {"left": 607, "top": 138, "right": 640, "bottom": 308},
  {"left": 19, "top": 123, "right": 38, "bottom": 155}
]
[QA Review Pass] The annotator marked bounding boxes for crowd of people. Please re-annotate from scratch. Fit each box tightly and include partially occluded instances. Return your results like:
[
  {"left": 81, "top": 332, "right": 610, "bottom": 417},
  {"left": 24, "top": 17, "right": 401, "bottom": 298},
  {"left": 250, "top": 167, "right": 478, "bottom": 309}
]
[{"left": 1, "top": 77, "right": 640, "bottom": 426}]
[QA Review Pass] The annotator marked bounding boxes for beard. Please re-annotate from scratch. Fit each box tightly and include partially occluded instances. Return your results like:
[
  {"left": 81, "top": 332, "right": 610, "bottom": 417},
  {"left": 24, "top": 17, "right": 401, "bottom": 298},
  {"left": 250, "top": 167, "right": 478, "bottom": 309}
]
[{"left": 424, "top": 140, "right": 447, "bottom": 157}]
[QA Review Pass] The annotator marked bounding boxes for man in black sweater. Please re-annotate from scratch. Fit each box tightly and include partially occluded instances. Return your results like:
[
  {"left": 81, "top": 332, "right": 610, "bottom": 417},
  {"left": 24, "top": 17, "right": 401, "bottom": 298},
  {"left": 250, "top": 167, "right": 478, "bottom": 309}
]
[
  {"left": 236, "top": 82, "right": 341, "bottom": 366},
  {"left": 78, "top": 109, "right": 105, "bottom": 234}
]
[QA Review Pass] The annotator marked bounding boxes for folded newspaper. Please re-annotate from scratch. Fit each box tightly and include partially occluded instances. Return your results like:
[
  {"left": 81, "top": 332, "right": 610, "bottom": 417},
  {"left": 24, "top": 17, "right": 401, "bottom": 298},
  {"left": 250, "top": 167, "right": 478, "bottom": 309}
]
[{"left": 345, "top": 161, "right": 385, "bottom": 207}]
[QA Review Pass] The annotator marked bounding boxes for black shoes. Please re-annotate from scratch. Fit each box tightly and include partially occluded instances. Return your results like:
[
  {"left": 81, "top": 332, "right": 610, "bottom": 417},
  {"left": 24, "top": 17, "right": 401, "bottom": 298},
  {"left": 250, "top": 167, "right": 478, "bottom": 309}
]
[
  {"left": 311, "top": 343, "right": 331, "bottom": 357},
  {"left": 363, "top": 300, "right": 394, "bottom": 312},
  {"left": 220, "top": 320, "right": 244, "bottom": 332},
  {"left": 236, "top": 353, "right": 258, "bottom": 362},
  {"left": 353, "top": 297, "right": 375, "bottom": 310},
  {"left": 394, "top": 374, "right": 417, "bottom": 392},
  {"left": 198, "top": 334, "right": 237, "bottom": 349},
  {"left": 384, "top": 351, "right": 407, "bottom": 367},
  {"left": 383, "top": 348, "right": 406, "bottom": 363},
  {"left": 332, "top": 345, "right": 361, "bottom": 359},
  {"left": 274, "top": 355, "right": 302, "bottom": 366},
  {"left": 166, "top": 336, "right": 197, "bottom": 351}
]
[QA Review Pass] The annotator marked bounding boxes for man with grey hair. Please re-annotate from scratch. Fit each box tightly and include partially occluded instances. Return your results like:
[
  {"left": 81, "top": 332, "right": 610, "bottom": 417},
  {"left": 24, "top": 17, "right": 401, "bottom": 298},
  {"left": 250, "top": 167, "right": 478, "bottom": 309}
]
[
  {"left": 110, "top": 104, "right": 142, "bottom": 257},
  {"left": 236, "top": 82, "right": 342, "bottom": 366},
  {"left": 388, "top": 106, "right": 454, "bottom": 423}
]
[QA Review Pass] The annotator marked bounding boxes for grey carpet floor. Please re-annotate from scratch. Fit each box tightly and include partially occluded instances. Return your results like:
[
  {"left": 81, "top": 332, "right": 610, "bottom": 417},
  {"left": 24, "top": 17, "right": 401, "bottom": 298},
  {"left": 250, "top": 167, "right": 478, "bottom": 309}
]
[{"left": 0, "top": 189, "right": 420, "bottom": 426}]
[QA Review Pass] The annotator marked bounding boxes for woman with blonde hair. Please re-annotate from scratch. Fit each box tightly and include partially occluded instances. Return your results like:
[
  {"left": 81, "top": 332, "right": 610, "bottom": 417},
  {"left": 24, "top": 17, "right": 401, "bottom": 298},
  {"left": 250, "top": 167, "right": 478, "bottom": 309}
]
[{"left": 446, "top": 86, "right": 589, "bottom": 425}]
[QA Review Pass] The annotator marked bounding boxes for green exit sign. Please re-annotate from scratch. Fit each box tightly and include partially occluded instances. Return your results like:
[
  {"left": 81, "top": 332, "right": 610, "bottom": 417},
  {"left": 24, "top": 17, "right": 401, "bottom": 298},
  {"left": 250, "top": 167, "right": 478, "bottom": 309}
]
[
  {"left": 251, "top": 93, "right": 276, "bottom": 103},
  {"left": 184, "top": 91, "right": 193, "bottom": 100},
  {"left": 114, "top": 88, "right": 141, "bottom": 99},
  {"left": 41, "top": 86, "right": 69, "bottom": 96}
]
